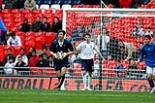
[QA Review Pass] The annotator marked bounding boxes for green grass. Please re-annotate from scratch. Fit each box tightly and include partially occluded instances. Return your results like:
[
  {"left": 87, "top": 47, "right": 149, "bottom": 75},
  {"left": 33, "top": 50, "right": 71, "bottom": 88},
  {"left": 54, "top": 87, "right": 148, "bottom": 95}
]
[{"left": 0, "top": 89, "right": 155, "bottom": 103}]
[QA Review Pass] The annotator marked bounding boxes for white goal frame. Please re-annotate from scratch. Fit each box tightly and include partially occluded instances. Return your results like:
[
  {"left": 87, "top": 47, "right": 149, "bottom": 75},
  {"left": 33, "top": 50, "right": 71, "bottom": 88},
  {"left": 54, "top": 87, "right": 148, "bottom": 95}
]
[{"left": 62, "top": 8, "right": 155, "bottom": 31}]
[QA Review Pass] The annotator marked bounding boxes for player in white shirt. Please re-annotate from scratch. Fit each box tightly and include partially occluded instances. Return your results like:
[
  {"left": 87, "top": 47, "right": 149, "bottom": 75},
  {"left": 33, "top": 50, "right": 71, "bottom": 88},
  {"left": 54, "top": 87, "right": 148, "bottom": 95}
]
[{"left": 76, "top": 33, "right": 103, "bottom": 91}]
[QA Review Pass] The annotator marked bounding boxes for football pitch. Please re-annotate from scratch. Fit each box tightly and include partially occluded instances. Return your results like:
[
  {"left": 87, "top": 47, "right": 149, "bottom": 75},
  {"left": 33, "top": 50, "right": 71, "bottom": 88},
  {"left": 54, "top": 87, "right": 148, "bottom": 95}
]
[{"left": 0, "top": 89, "right": 155, "bottom": 103}]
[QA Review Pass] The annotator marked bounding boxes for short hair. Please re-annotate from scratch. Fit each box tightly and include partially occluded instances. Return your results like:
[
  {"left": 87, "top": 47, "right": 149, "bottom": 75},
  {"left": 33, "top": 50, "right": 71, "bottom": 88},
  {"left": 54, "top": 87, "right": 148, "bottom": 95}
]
[
  {"left": 84, "top": 33, "right": 91, "bottom": 37},
  {"left": 58, "top": 30, "right": 66, "bottom": 36},
  {"left": 10, "top": 32, "right": 15, "bottom": 36},
  {"left": 144, "top": 35, "right": 151, "bottom": 40}
]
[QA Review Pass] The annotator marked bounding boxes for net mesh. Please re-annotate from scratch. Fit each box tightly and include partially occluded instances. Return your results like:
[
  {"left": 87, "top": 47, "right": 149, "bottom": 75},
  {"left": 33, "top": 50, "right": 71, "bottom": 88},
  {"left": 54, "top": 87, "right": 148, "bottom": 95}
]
[{"left": 64, "top": 9, "right": 155, "bottom": 91}]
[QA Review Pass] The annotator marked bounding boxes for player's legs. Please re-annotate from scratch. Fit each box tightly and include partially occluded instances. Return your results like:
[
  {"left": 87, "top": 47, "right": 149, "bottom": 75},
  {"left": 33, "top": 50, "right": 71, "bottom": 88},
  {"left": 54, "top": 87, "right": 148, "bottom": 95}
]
[
  {"left": 81, "top": 59, "right": 93, "bottom": 91},
  {"left": 81, "top": 59, "right": 88, "bottom": 90},
  {"left": 87, "top": 71, "right": 93, "bottom": 91},
  {"left": 146, "top": 66, "right": 155, "bottom": 93},
  {"left": 57, "top": 59, "right": 70, "bottom": 90},
  {"left": 150, "top": 67, "right": 155, "bottom": 93},
  {"left": 60, "top": 67, "right": 68, "bottom": 76},
  {"left": 81, "top": 70, "right": 87, "bottom": 90},
  {"left": 56, "top": 67, "right": 68, "bottom": 90}
]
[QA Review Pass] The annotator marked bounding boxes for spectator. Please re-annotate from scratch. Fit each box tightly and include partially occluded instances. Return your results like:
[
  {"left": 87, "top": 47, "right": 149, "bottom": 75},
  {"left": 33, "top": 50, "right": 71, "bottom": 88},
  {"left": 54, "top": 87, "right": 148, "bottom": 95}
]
[
  {"left": 127, "top": 59, "right": 138, "bottom": 78},
  {"left": 13, "top": 0, "right": 25, "bottom": 9},
  {"left": 28, "top": 49, "right": 39, "bottom": 67},
  {"left": 131, "top": 22, "right": 145, "bottom": 38},
  {"left": 41, "top": 45, "right": 51, "bottom": 56},
  {"left": 42, "top": 17, "right": 51, "bottom": 32},
  {"left": 5, "top": 30, "right": 13, "bottom": 41},
  {"left": 4, "top": 56, "right": 15, "bottom": 75},
  {"left": 27, "top": 47, "right": 36, "bottom": 59},
  {"left": 5, "top": 0, "right": 15, "bottom": 9},
  {"left": 107, "top": 38, "right": 128, "bottom": 61},
  {"left": 3, "top": 48, "right": 16, "bottom": 66},
  {"left": 51, "top": 17, "right": 62, "bottom": 33},
  {"left": 31, "top": 16, "right": 43, "bottom": 32},
  {"left": 19, "top": 18, "right": 31, "bottom": 33},
  {"left": 37, "top": 53, "right": 49, "bottom": 67},
  {"left": 14, "top": 55, "right": 28, "bottom": 74},
  {"left": 7, "top": 32, "right": 22, "bottom": 47},
  {"left": 97, "top": 28, "right": 110, "bottom": 59},
  {"left": 114, "top": 61, "right": 125, "bottom": 77},
  {"left": 15, "top": 48, "right": 28, "bottom": 66},
  {"left": 24, "top": 0, "right": 36, "bottom": 10},
  {"left": 145, "top": 27, "right": 153, "bottom": 36}
]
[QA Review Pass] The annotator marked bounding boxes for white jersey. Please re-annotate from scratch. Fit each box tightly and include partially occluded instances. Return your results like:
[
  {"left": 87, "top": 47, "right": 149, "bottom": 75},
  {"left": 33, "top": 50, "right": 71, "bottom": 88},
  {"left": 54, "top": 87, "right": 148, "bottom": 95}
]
[{"left": 77, "top": 41, "right": 99, "bottom": 60}]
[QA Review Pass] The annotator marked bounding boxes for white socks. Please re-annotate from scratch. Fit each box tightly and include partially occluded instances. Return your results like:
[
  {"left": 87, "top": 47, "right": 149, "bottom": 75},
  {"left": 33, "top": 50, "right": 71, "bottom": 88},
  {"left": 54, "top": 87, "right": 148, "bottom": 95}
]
[
  {"left": 83, "top": 72, "right": 87, "bottom": 89},
  {"left": 87, "top": 73, "right": 92, "bottom": 89},
  {"left": 82, "top": 72, "right": 92, "bottom": 90}
]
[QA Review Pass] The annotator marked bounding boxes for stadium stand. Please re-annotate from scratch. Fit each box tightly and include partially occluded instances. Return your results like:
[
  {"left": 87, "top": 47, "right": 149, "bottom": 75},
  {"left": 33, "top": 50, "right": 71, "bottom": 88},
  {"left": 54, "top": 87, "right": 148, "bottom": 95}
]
[{"left": 0, "top": 0, "right": 153, "bottom": 81}]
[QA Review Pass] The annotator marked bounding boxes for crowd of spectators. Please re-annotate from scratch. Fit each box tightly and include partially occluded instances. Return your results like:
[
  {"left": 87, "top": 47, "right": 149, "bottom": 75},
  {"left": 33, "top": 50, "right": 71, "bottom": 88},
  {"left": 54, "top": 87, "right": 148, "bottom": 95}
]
[
  {"left": 19, "top": 16, "right": 62, "bottom": 33},
  {"left": 1, "top": 45, "right": 55, "bottom": 75}
]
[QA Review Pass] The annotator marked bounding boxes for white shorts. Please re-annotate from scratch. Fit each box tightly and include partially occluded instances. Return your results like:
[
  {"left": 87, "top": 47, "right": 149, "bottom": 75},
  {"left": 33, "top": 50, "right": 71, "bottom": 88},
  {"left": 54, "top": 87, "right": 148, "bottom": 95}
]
[{"left": 146, "top": 66, "right": 155, "bottom": 75}]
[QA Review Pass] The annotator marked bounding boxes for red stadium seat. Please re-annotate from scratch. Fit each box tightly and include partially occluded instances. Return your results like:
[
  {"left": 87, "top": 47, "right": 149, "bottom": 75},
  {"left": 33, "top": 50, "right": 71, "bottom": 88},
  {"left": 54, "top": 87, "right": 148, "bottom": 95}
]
[
  {"left": 11, "top": 9, "right": 20, "bottom": 14},
  {"left": 45, "top": 32, "right": 56, "bottom": 46},
  {"left": 22, "top": 9, "right": 31, "bottom": 14},
  {"left": 16, "top": 31, "right": 25, "bottom": 46},
  {"left": 0, "top": 45, "right": 5, "bottom": 62},
  {"left": 35, "top": 32, "right": 45, "bottom": 50},
  {"left": 13, "top": 46, "right": 24, "bottom": 56},
  {"left": 2, "top": 9, "right": 10, "bottom": 14},
  {"left": 25, "top": 32, "right": 36, "bottom": 53},
  {"left": 44, "top": 9, "right": 53, "bottom": 14}
]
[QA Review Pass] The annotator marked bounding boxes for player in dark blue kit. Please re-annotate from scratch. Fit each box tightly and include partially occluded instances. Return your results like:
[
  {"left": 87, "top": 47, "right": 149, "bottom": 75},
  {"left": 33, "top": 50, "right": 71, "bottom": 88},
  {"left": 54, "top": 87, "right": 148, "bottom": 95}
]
[
  {"left": 50, "top": 30, "right": 74, "bottom": 90},
  {"left": 138, "top": 35, "right": 155, "bottom": 93}
]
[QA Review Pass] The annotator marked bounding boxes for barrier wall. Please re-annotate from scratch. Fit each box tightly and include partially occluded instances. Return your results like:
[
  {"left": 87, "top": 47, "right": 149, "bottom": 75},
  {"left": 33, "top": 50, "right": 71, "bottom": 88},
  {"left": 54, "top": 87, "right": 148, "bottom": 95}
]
[{"left": 0, "top": 77, "right": 149, "bottom": 92}]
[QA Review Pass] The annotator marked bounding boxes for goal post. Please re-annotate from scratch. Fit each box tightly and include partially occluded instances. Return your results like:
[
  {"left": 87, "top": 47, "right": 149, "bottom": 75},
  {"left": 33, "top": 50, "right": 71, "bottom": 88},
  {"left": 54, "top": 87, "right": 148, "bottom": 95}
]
[{"left": 62, "top": 8, "right": 155, "bottom": 92}]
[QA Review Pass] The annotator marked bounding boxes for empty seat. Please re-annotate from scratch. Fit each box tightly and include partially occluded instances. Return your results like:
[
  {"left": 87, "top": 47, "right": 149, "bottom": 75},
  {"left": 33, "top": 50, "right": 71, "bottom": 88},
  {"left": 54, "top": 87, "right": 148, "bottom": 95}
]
[
  {"left": 40, "top": 4, "right": 50, "bottom": 10},
  {"left": 51, "top": 4, "right": 60, "bottom": 9},
  {"left": 25, "top": 32, "right": 35, "bottom": 52},
  {"left": 62, "top": 4, "right": 71, "bottom": 9},
  {"left": 0, "top": 45, "right": 5, "bottom": 62},
  {"left": 45, "top": 32, "right": 56, "bottom": 46},
  {"left": 35, "top": 32, "right": 45, "bottom": 50}
]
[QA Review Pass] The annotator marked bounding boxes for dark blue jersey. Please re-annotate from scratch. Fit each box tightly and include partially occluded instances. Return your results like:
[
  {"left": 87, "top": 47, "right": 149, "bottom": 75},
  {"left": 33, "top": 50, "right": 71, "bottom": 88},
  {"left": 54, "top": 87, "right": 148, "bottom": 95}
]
[
  {"left": 50, "top": 39, "right": 73, "bottom": 53},
  {"left": 50, "top": 39, "right": 73, "bottom": 70},
  {"left": 139, "top": 42, "right": 155, "bottom": 67}
]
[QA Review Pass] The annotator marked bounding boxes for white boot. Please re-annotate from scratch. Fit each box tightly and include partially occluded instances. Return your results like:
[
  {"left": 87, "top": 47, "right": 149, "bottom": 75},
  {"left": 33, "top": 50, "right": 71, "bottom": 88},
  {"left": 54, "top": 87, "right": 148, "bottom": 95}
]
[{"left": 150, "top": 87, "right": 155, "bottom": 93}]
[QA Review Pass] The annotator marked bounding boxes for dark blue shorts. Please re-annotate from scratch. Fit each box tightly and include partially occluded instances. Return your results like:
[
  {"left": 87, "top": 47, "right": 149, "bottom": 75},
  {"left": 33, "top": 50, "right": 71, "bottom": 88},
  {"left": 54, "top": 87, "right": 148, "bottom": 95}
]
[
  {"left": 81, "top": 59, "right": 94, "bottom": 72},
  {"left": 54, "top": 58, "right": 70, "bottom": 71}
]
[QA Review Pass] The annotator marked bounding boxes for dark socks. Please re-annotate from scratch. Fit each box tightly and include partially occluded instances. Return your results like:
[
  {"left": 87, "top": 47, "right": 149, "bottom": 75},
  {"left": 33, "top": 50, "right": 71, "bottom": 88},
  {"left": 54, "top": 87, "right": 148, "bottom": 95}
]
[
  {"left": 57, "top": 75, "right": 65, "bottom": 89},
  {"left": 148, "top": 79, "right": 154, "bottom": 88}
]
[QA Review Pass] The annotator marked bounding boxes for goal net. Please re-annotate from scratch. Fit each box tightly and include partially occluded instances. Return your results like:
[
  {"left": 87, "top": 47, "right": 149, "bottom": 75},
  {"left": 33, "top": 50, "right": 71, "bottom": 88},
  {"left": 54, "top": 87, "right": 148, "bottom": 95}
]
[{"left": 62, "top": 8, "right": 155, "bottom": 92}]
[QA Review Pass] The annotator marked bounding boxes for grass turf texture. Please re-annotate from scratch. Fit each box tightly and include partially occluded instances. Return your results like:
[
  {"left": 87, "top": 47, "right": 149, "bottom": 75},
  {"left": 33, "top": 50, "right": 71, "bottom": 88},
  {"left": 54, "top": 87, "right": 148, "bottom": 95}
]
[{"left": 0, "top": 89, "right": 155, "bottom": 103}]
